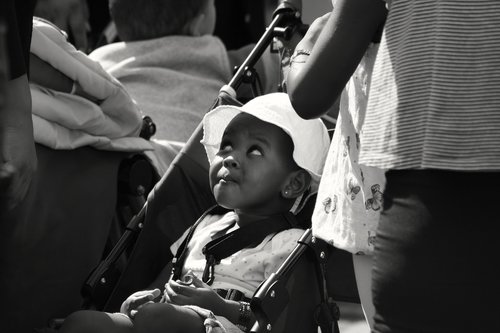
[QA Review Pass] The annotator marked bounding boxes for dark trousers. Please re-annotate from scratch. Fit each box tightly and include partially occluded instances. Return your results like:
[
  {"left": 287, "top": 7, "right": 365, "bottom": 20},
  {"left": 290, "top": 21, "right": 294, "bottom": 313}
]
[{"left": 372, "top": 169, "right": 500, "bottom": 333}]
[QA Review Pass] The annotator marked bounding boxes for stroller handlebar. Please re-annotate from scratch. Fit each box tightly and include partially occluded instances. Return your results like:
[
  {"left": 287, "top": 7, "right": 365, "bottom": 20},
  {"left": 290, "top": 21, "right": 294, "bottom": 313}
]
[
  {"left": 227, "top": 5, "right": 304, "bottom": 92},
  {"left": 273, "top": 0, "right": 303, "bottom": 18}
]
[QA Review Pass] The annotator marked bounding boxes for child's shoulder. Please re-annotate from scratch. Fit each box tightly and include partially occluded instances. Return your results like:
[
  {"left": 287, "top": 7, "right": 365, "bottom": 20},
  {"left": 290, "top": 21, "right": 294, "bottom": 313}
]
[{"left": 269, "top": 228, "right": 305, "bottom": 248}]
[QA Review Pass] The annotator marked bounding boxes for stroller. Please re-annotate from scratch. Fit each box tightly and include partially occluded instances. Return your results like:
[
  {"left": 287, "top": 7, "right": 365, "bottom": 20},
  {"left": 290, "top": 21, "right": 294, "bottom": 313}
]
[{"left": 59, "top": 1, "right": 360, "bottom": 332}]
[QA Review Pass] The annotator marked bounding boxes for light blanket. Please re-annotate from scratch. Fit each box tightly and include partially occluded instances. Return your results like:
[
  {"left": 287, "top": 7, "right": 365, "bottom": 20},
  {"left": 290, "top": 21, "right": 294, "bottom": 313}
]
[{"left": 30, "top": 18, "right": 152, "bottom": 152}]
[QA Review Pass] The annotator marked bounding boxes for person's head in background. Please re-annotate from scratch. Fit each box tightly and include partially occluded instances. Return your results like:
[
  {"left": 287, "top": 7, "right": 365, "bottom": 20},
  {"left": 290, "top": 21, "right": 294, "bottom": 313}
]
[{"left": 109, "top": 0, "right": 216, "bottom": 42}]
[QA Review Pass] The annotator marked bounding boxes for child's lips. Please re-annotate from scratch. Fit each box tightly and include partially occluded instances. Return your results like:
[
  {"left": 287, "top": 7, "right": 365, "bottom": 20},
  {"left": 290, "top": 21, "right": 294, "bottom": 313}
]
[{"left": 219, "top": 173, "right": 237, "bottom": 184}]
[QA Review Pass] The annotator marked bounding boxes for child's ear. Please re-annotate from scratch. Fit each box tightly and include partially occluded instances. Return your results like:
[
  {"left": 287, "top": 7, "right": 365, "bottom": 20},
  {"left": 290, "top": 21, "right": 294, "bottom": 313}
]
[{"left": 281, "top": 170, "right": 311, "bottom": 199}]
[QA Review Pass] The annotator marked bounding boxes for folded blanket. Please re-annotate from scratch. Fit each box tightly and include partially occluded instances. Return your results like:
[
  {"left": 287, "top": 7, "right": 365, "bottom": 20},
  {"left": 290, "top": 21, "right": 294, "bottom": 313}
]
[{"left": 30, "top": 18, "right": 152, "bottom": 152}]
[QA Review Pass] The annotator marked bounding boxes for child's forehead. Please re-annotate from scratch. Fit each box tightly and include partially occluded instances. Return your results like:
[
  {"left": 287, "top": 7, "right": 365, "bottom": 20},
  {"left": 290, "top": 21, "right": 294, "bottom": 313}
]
[{"left": 223, "top": 113, "right": 288, "bottom": 139}]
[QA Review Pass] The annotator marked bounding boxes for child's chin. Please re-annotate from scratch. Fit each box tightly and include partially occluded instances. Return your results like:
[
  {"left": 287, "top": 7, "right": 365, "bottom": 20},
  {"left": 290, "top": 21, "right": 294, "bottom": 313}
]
[{"left": 214, "top": 195, "right": 236, "bottom": 210}]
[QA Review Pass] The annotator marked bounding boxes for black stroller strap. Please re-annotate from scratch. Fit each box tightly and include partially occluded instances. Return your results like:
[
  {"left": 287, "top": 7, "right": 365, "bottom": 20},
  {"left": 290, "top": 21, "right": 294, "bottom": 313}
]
[
  {"left": 215, "top": 288, "right": 252, "bottom": 303},
  {"left": 201, "top": 212, "right": 297, "bottom": 284},
  {"left": 170, "top": 206, "right": 299, "bottom": 285},
  {"left": 170, "top": 205, "right": 230, "bottom": 281}
]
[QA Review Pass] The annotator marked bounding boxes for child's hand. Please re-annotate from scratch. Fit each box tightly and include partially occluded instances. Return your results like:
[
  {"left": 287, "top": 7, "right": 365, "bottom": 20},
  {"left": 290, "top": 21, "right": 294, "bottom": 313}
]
[
  {"left": 120, "top": 289, "right": 161, "bottom": 318},
  {"left": 164, "top": 273, "right": 227, "bottom": 313}
]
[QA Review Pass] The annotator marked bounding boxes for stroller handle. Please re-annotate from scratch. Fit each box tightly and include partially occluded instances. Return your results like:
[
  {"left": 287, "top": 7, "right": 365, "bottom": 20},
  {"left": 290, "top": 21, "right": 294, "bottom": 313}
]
[
  {"left": 226, "top": 3, "right": 304, "bottom": 94},
  {"left": 273, "top": 0, "right": 302, "bottom": 18}
]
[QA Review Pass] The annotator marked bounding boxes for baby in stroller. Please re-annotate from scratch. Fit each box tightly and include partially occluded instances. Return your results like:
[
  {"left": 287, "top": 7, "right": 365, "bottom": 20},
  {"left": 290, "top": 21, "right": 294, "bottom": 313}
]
[{"left": 59, "top": 92, "right": 330, "bottom": 333}]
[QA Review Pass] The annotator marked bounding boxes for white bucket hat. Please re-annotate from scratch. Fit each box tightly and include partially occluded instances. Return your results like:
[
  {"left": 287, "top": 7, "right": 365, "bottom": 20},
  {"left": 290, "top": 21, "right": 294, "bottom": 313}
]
[{"left": 201, "top": 93, "right": 330, "bottom": 192}]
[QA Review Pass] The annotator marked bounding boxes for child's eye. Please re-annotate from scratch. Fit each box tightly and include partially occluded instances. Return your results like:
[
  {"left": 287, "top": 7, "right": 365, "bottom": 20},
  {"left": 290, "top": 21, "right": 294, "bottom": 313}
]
[
  {"left": 218, "top": 142, "right": 232, "bottom": 154},
  {"left": 248, "top": 146, "right": 263, "bottom": 156}
]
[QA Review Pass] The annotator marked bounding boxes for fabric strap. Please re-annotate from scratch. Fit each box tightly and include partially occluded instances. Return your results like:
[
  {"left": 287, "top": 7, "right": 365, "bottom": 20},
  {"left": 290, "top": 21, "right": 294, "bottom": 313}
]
[{"left": 170, "top": 206, "right": 298, "bottom": 285}]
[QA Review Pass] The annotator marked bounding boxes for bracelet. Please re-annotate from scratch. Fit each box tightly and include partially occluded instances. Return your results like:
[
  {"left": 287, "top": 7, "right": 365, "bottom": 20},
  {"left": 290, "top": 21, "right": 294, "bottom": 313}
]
[
  {"left": 290, "top": 48, "right": 312, "bottom": 64},
  {"left": 236, "top": 301, "right": 252, "bottom": 332}
]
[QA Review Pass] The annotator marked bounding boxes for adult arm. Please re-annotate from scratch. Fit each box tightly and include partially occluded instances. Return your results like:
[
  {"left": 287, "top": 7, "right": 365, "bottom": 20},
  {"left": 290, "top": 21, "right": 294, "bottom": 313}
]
[
  {"left": 0, "top": 75, "right": 37, "bottom": 211},
  {"left": 286, "top": 0, "right": 386, "bottom": 119},
  {"left": 0, "top": 0, "right": 38, "bottom": 212}
]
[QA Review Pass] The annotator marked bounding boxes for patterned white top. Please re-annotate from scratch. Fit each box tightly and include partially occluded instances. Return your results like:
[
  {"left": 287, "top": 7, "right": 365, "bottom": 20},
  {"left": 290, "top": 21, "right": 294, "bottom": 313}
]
[
  {"left": 170, "top": 212, "right": 304, "bottom": 298},
  {"left": 359, "top": 0, "right": 500, "bottom": 170},
  {"left": 312, "top": 43, "right": 385, "bottom": 255}
]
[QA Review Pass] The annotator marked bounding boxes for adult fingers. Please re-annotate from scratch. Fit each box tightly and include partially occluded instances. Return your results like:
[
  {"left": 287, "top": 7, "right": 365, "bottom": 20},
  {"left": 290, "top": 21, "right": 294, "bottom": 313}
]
[
  {"left": 0, "top": 162, "right": 32, "bottom": 211},
  {"left": 0, "top": 163, "right": 16, "bottom": 211}
]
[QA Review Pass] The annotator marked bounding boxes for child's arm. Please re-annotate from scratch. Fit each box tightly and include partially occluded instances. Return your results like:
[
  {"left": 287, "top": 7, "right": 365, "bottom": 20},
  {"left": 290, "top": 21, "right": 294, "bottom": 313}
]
[{"left": 286, "top": 0, "right": 386, "bottom": 119}]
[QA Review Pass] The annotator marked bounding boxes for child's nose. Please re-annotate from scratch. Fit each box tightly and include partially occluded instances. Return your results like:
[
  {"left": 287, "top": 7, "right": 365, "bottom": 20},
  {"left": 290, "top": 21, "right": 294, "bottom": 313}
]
[{"left": 223, "top": 155, "right": 239, "bottom": 168}]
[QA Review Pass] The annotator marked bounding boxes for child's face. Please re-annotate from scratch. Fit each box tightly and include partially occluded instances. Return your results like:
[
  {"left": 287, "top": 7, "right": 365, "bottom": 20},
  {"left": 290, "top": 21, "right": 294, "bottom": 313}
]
[{"left": 209, "top": 113, "right": 298, "bottom": 216}]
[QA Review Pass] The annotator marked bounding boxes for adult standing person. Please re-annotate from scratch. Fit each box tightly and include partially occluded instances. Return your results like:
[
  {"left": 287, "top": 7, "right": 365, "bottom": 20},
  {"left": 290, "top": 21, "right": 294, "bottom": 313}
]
[
  {"left": 287, "top": 0, "right": 500, "bottom": 332},
  {"left": 0, "top": 0, "right": 38, "bottom": 213},
  {"left": 286, "top": 4, "right": 386, "bottom": 329}
]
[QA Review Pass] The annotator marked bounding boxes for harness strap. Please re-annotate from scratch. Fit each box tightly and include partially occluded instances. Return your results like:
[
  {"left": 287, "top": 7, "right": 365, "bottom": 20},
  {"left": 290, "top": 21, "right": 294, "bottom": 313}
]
[
  {"left": 201, "top": 212, "right": 297, "bottom": 284},
  {"left": 170, "top": 205, "right": 230, "bottom": 281},
  {"left": 170, "top": 206, "right": 299, "bottom": 285},
  {"left": 215, "top": 288, "right": 252, "bottom": 303}
]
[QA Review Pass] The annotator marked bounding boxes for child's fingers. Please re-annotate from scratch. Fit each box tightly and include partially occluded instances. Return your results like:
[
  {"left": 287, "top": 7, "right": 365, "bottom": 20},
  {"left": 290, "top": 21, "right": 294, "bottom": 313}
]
[
  {"left": 121, "top": 290, "right": 155, "bottom": 314},
  {"left": 135, "top": 289, "right": 160, "bottom": 300},
  {"left": 166, "top": 280, "right": 186, "bottom": 295},
  {"left": 129, "top": 300, "right": 154, "bottom": 318},
  {"left": 161, "top": 291, "right": 171, "bottom": 304},
  {"left": 130, "top": 289, "right": 161, "bottom": 308},
  {"left": 150, "top": 288, "right": 161, "bottom": 298},
  {"left": 164, "top": 281, "right": 193, "bottom": 305},
  {"left": 130, "top": 289, "right": 159, "bottom": 298},
  {"left": 167, "top": 279, "right": 202, "bottom": 298},
  {"left": 188, "top": 274, "right": 206, "bottom": 288}
]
